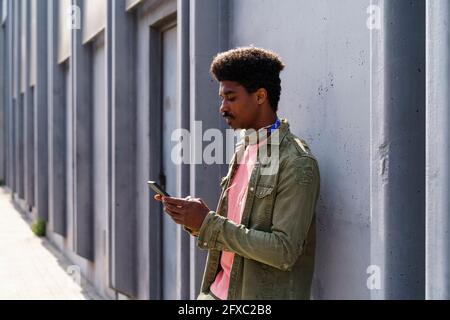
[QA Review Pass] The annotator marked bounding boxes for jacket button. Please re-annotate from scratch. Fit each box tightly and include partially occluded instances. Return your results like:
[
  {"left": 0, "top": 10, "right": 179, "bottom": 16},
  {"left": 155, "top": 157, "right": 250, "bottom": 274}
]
[
  {"left": 203, "top": 242, "right": 207, "bottom": 246},
  {"left": 250, "top": 187, "right": 254, "bottom": 191}
]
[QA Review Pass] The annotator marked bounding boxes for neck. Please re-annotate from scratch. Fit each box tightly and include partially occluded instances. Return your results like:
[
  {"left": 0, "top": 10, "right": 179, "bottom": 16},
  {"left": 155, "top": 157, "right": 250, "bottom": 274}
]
[{"left": 252, "top": 113, "right": 278, "bottom": 130}]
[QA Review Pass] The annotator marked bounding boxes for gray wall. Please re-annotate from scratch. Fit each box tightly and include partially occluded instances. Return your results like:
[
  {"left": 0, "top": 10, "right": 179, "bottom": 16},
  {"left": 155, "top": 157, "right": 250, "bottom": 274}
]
[
  {"left": 371, "top": 0, "right": 425, "bottom": 299},
  {"left": 425, "top": 0, "right": 450, "bottom": 299},
  {"left": 0, "top": 0, "right": 448, "bottom": 300},
  {"left": 230, "top": 0, "right": 425, "bottom": 299},
  {"left": 91, "top": 33, "right": 110, "bottom": 299},
  {"left": 228, "top": 0, "right": 373, "bottom": 299}
]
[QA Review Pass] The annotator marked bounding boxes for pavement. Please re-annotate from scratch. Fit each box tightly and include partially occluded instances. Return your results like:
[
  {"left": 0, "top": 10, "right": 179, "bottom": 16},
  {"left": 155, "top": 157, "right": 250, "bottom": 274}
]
[{"left": 0, "top": 187, "right": 102, "bottom": 300}]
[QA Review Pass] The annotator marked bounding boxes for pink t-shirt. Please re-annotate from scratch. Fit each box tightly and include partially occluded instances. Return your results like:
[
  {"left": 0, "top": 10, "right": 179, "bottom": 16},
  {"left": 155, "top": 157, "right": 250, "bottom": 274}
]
[{"left": 210, "top": 142, "right": 259, "bottom": 300}]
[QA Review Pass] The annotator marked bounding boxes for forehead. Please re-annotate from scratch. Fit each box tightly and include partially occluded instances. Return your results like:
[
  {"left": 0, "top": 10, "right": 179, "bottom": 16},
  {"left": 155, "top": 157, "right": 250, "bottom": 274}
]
[{"left": 219, "top": 80, "right": 244, "bottom": 94}]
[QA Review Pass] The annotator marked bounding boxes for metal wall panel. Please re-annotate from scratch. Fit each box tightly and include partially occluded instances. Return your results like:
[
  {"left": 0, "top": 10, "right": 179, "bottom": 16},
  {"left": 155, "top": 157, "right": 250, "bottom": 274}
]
[
  {"left": 72, "top": 0, "right": 94, "bottom": 260},
  {"left": 48, "top": 0, "right": 67, "bottom": 235},
  {"left": 109, "top": 0, "right": 137, "bottom": 297},
  {"left": 425, "top": 0, "right": 450, "bottom": 300},
  {"left": 83, "top": 0, "right": 106, "bottom": 44},
  {"left": 57, "top": 0, "right": 71, "bottom": 63}
]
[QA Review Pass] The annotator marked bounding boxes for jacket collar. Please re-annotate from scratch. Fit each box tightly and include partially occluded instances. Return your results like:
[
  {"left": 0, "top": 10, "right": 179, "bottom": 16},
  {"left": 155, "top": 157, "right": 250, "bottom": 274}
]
[{"left": 236, "top": 118, "right": 290, "bottom": 148}]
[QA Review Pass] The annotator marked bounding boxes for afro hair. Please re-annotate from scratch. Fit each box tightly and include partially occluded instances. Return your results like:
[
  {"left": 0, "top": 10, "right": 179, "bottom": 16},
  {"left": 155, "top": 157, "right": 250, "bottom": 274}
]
[{"left": 210, "top": 46, "right": 285, "bottom": 112}]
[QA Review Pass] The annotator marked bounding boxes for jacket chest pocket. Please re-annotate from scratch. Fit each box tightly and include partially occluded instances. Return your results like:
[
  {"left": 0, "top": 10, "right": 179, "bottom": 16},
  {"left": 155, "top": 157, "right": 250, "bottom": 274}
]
[
  {"left": 251, "top": 184, "right": 275, "bottom": 229},
  {"left": 254, "top": 171, "right": 277, "bottom": 199}
]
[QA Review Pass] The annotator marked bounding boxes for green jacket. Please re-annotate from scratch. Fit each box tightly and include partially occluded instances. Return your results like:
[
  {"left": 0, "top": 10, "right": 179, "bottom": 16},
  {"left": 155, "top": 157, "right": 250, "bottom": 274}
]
[{"left": 194, "top": 119, "right": 320, "bottom": 300}]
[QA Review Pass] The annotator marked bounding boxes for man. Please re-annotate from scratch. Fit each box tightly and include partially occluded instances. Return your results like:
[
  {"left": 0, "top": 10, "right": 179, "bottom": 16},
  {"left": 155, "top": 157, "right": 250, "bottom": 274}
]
[{"left": 154, "top": 46, "right": 320, "bottom": 300}]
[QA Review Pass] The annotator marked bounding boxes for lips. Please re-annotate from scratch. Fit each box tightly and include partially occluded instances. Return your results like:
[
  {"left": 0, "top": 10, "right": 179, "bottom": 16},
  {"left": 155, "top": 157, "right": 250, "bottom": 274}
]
[{"left": 224, "top": 117, "right": 233, "bottom": 124}]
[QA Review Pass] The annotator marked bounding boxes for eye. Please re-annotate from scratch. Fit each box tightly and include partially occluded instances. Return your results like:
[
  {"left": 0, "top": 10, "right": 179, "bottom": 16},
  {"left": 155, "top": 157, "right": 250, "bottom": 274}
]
[{"left": 219, "top": 96, "right": 236, "bottom": 102}]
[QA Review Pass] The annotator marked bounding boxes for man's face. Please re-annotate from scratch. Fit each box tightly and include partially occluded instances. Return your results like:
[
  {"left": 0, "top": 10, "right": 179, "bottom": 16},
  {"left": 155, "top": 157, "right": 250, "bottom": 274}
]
[{"left": 219, "top": 80, "right": 259, "bottom": 130}]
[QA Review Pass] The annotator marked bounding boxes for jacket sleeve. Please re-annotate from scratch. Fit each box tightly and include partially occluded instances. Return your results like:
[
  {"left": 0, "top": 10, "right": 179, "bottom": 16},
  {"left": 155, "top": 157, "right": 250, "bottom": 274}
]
[
  {"left": 196, "top": 156, "right": 320, "bottom": 271},
  {"left": 183, "top": 226, "right": 199, "bottom": 237}
]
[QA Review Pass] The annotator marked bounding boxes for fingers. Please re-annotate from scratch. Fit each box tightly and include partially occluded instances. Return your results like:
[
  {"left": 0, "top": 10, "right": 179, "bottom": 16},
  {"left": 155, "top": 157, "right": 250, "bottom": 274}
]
[
  {"left": 164, "top": 205, "right": 182, "bottom": 216},
  {"left": 163, "top": 197, "right": 188, "bottom": 206},
  {"left": 165, "top": 203, "right": 185, "bottom": 214},
  {"left": 167, "top": 214, "right": 183, "bottom": 224},
  {"left": 164, "top": 207, "right": 183, "bottom": 224},
  {"left": 156, "top": 194, "right": 184, "bottom": 223},
  {"left": 154, "top": 194, "right": 179, "bottom": 206}
]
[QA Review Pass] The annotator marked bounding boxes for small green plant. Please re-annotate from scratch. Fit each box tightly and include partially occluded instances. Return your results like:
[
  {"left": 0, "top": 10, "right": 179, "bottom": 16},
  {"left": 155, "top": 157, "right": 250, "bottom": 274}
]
[{"left": 31, "top": 218, "right": 46, "bottom": 237}]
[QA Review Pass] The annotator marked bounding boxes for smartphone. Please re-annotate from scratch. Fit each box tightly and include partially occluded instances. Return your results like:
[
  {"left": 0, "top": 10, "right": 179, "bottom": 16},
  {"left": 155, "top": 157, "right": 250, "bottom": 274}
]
[{"left": 147, "top": 180, "right": 171, "bottom": 197}]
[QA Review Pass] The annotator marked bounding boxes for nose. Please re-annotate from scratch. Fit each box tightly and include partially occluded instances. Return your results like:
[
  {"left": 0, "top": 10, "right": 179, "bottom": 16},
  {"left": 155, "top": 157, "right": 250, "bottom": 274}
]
[{"left": 219, "top": 101, "right": 228, "bottom": 114}]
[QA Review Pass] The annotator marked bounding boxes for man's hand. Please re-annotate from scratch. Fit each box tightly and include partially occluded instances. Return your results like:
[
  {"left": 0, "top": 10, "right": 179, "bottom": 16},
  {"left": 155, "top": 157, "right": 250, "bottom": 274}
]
[{"left": 154, "top": 194, "right": 211, "bottom": 232}]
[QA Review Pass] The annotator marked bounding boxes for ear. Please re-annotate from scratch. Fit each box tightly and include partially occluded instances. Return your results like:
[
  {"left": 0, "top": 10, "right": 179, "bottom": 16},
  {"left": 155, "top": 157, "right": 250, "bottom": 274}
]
[{"left": 255, "top": 88, "right": 268, "bottom": 105}]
